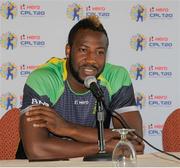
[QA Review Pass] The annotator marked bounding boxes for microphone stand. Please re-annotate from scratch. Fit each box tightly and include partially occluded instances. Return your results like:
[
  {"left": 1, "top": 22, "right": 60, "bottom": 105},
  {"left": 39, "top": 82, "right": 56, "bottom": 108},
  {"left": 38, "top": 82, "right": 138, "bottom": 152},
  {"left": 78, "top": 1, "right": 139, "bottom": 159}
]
[{"left": 83, "top": 100, "right": 112, "bottom": 161}]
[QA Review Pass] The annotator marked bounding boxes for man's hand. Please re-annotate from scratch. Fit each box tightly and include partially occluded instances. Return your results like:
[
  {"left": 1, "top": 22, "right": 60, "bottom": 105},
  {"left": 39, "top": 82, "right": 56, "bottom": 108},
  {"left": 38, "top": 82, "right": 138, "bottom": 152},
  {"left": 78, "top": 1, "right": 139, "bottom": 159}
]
[
  {"left": 127, "top": 134, "right": 145, "bottom": 154},
  {"left": 106, "top": 133, "right": 144, "bottom": 154},
  {"left": 25, "top": 105, "right": 72, "bottom": 136}
]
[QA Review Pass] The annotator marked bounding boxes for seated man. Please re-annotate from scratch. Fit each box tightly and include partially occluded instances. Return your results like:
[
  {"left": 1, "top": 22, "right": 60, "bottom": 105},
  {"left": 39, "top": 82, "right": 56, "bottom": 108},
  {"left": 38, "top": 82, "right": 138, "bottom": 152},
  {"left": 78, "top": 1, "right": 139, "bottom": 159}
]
[{"left": 18, "top": 16, "right": 144, "bottom": 160}]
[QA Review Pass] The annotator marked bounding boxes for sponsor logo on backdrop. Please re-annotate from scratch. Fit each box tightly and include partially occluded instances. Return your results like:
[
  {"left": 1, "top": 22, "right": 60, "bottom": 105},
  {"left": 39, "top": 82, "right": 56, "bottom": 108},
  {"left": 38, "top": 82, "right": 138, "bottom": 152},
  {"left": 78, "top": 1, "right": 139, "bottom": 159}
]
[
  {"left": 149, "top": 6, "right": 173, "bottom": 19},
  {"left": 66, "top": 3, "right": 110, "bottom": 21},
  {"left": 148, "top": 94, "right": 172, "bottom": 107},
  {"left": 148, "top": 36, "right": 173, "bottom": 49},
  {"left": 130, "top": 4, "right": 147, "bottom": 22},
  {"left": 19, "top": 3, "right": 45, "bottom": 17},
  {"left": 147, "top": 123, "right": 163, "bottom": 136},
  {"left": 85, "top": 5, "right": 110, "bottom": 18},
  {"left": 135, "top": 92, "right": 146, "bottom": 110},
  {"left": 67, "top": 3, "right": 83, "bottom": 21},
  {"left": 0, "top": 62, "right": 18, "bottom": 80},
  {"left": 130, "top": 34, "right": 173, "bottom": 51},
  {"left": 0, "top": 92, "right": 17, "bottom": 110},
  {"left": 134, "top": 93, "right": 172, "bottom": 109},
  {"left": 20, "top": 34, "right": 45, "bottom": 47},
  {"left": 130, "top": 34, "right": 147, "bottom": 51},
  {"left": 130, "top": 4, "right": 174, "bottom": 21},
  {"left": 0, "top": 1, "right": 18, "bottom": 20},
  {"left": 148, "top": 65, "right": 173, "bottom": 78},
  {"left": 130, "top": 63, "right": 146, "bottom": 80},
  {"left": 19, "top": 64, "right": 39, "bottom": 77},
  {"left": 0, "top": 32, "right": 18, "bottom": 50}
]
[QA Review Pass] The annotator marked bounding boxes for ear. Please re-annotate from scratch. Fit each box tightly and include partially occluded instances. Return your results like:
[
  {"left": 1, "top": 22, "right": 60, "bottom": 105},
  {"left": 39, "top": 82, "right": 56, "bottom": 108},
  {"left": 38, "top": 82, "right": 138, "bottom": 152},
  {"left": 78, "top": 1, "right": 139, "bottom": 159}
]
[{"left": 65, "top": 44, "right": 71, "bottom": 58}]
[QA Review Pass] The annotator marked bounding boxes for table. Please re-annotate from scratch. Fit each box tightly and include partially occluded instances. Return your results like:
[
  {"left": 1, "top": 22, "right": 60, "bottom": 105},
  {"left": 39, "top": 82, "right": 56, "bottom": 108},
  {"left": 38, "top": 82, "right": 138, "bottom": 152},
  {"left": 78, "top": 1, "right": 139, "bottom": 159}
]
[{"left": 0, "top": 152, "right": 180, "bottom": 167}]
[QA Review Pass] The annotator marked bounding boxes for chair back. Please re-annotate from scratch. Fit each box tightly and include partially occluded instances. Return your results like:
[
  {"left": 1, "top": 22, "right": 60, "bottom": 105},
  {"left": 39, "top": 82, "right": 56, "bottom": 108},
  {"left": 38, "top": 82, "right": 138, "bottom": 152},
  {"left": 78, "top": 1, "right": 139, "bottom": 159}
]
[
  {"left": 0, "top": 108, "right": 20, "bottom": 159},
  {"left": 162, "top": 108, "right": 180, "bottom": 152}
]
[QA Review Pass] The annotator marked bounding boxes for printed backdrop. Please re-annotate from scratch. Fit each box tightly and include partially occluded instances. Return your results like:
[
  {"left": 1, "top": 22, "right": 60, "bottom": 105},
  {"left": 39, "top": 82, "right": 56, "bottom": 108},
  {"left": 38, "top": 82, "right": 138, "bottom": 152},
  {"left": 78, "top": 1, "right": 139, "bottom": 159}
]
[{"left": 0, "top": 0, "right": 180, "bottom": 153}]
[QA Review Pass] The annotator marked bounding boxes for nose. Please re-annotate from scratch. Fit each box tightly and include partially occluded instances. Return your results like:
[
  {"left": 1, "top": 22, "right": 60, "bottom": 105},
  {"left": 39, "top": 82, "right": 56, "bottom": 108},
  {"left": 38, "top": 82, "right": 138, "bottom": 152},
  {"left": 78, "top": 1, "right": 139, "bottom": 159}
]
[{"left": 85, "top": 51, "right": 96, "bottom": 64}]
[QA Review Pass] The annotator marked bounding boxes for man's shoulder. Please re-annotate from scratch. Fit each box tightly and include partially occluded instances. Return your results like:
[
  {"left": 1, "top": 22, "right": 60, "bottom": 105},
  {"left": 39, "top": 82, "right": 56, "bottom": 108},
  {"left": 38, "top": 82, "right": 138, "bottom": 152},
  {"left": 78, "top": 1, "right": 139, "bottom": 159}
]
[
  {"left": 27, "top": 57, "right": 66, "bottom": 82},
  {"left": 102, "top": 62, "right": 130, "bottom": 81},
  {"left": 100, "top": 63, "right": 132, "bottom": 96},
  {"left": 25, "top": 57, "right": 66, "bottom": 103}
]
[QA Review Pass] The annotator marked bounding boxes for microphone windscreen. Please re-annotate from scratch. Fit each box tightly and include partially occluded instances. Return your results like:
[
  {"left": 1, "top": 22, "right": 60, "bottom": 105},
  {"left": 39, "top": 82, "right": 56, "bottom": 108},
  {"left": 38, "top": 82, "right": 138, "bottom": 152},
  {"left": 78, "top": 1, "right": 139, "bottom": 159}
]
[{"left": 84, "top": 76, "right": 97, "bottom": 88}]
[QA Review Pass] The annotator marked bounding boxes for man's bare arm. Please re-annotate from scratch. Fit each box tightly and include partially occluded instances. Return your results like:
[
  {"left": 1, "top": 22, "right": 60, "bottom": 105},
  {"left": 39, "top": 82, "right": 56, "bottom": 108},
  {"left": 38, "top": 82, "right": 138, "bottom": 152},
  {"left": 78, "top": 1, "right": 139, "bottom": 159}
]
[
  {"left": 20, "top": 106, "right": 119, "bottom": 160},
  {"left": 24, "top": 105, "right": 119, "bottom": 143}
]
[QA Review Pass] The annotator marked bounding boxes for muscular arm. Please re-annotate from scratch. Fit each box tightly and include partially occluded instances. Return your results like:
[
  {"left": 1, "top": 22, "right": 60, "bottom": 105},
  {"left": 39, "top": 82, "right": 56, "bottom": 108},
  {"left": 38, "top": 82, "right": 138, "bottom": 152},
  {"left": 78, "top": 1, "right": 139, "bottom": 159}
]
[
  {"left": 20, "top": 105, "right": 119, "bottom": 160},
  {"left": 20, "top": 113, "right": 99, "bottom": 160},
  {"left": 113, "top": 111, "right": 143, "bottom": 136}
]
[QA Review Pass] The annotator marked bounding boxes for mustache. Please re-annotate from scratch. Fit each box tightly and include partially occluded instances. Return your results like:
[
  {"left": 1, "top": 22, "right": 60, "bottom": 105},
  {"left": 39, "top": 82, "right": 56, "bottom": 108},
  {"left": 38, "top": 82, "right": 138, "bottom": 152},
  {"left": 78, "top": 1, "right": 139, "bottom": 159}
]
[{"left": 80, "top": 64, "right": 98, "bottom": 70}]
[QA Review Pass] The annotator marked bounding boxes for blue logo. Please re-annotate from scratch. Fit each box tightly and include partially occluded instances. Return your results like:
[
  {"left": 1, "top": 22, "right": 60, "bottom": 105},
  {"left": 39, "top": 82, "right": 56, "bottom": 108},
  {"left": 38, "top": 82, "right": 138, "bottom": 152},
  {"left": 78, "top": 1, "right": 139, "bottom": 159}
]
[
  {"left": 130, "top": 34, "right": 147, "bottom": 51},
  {"left": 130, "top": 63, "right": 146, "bottom": 80},
  {"left": 0, "top": 32, "right": 18, "bottom": 50},
  {"left": 0, "top": 92, "right": 17, "bottom": 110},
  {"left": 66, "top": 3, "right": 83, "bottom": 21},
  {"left": 0, "top": 1, "right": 18, "bottom": 20},
  {"left": 0, "top": 62, "right": 18, "bottom": 80},
  {"left": 130, "top": 4, "right": 147, "bottom": 22}
]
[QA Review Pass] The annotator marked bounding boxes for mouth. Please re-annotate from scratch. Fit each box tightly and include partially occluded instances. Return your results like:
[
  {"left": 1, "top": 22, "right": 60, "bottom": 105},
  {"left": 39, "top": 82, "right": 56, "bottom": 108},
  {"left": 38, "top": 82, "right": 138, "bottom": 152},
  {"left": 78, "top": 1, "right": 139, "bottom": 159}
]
[{"left": 80, "top": 66, "right": 98, "bottom": 76}]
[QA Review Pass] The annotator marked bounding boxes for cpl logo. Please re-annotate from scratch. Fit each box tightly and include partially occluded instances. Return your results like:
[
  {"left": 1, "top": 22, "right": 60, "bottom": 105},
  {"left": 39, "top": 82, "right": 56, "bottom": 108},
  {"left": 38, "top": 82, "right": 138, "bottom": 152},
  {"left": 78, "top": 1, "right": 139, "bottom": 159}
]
[
  {"left": 130, "top": 34, "right": 147, "bottom": 51},
  {"left": 147, "top": 123, "right": 163, "bottom": 136},
  {"left": 130, "top": 4, "right": 147, "bottom": 22},
  {"left": 0, "top": 62, "right": 18, "bottom": 80},
  {"left": 130, "top": 63, "right": 146, "bottom": 80},
  {"left": 135, "top": 92, "right": 146, "bottom": 110},
  {"left": 0, "top": 1, "right": 18, "bottom": 20},
  {"left": 20, "top": 64, "right": 39, "bottom": 77},
  {"left": 0, "top": 32, "right": 18, "bottom": 50},
  {"left": 0, "top": 92, "right": 17, "bottom": 110},
  {"left": 66, "top": 3, "right": 83, "bottom": 21}
]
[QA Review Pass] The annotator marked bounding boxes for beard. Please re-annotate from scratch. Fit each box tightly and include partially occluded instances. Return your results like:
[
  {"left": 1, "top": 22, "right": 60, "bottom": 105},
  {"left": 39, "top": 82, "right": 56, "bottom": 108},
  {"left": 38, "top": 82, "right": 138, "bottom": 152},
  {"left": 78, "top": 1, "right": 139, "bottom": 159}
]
[
  {"left": 68, "top": 55, "right": 84, "bottom": 84},
  {"left": 68, "top": 53, "right": 105, "bottom": 85}
]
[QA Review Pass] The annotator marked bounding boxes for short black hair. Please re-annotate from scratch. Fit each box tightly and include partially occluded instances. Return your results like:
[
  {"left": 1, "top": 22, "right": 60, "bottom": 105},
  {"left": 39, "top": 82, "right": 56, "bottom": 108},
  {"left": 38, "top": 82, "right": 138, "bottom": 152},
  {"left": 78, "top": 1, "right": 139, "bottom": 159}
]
[{"left": 68, "top": 15, "right": 109, "bottom": 47}]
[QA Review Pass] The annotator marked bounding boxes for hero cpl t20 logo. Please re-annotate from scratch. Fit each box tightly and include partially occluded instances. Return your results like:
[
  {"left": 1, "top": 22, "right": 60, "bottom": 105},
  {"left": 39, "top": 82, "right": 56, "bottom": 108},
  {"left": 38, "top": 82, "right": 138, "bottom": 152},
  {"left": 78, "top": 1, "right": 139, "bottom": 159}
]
[
  {"left": 0, "top": 32, "right": 18, "bottom": 50},
  {"left": 0, "top": 92, "right": 17, "bottom": 110},
  {"left": 130, "top": 34, "right": 147, "bottom": 51},
  {"left": 129, "top": 63, "right": 146, "bottom": 80},
  {"left": 66, "top": 3, "right": 83, "bottom": 21},
  {"left": 0, "top": 62, "right": 18, "bottom": 80},
  {"left": 130, "top": 4, "right": 147, "bottom": 22},
  {"left": 0, "top": 1, "right": 18, "bottom": 20}
]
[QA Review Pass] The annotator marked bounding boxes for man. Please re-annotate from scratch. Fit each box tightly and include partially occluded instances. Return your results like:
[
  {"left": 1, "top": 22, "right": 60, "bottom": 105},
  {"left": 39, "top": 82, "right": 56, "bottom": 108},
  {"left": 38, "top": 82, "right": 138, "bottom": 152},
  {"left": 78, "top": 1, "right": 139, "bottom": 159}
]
[{"left": 18, "top": 16, "right": 144, "bottom": 160}]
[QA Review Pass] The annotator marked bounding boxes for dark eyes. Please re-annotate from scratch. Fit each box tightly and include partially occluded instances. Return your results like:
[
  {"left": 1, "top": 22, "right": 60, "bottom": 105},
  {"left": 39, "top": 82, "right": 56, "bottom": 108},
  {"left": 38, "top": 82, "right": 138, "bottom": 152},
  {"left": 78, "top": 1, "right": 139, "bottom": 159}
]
[
  {"left": 79, "top": 47, "right": 87, "bottom": 53},
  {"left": 97, "top": 50, "right": 105, "bottom": 56},
  {"left": 79, "top": 47, "right": 105, "bottom": 56}
]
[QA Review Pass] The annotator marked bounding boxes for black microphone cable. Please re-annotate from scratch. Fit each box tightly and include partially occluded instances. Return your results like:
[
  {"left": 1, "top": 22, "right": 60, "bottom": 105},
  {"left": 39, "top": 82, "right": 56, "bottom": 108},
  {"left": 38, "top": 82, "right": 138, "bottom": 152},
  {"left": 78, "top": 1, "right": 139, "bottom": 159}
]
[
  {"left": 101, "top": 100, "right": 180, "bottom": 161},
  {"left": 112, "top": 110, "right": 180, "bottom": 161}
]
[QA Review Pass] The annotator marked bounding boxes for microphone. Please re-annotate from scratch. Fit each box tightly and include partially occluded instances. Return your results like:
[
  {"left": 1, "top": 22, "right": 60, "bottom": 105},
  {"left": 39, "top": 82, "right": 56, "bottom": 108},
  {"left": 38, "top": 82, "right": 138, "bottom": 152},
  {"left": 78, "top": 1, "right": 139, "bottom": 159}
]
[
  {"left": 83, "top": 76, "right": 112, "bottom": 161},
  {"left": 84, "top": 76, "right": 104, "bottom": 101}
]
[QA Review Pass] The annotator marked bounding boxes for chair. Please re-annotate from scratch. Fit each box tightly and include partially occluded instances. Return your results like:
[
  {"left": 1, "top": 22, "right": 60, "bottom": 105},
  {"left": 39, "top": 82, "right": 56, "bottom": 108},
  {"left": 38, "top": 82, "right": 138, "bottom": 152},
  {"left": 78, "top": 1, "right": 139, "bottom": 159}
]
[
  {"left": 162, "top": 108, "right": 180, "bottom": 152},
  {"left": 0, "top": 108, "right": 20, "bottom": 159}
]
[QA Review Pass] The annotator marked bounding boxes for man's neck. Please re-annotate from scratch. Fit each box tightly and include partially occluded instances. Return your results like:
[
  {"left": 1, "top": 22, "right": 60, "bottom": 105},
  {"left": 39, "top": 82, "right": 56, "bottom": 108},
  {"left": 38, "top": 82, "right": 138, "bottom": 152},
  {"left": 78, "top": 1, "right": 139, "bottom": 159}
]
[{"left": 67, "top": 75, "right": 88, "bottom": 94}]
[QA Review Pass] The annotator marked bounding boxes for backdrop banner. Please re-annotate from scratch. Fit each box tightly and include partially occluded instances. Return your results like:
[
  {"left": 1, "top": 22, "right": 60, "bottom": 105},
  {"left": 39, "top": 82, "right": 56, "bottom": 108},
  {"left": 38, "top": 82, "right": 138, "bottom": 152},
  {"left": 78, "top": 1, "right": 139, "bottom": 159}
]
[{"left": 0, "top": 0, "right": 179, "bottom": 153}]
